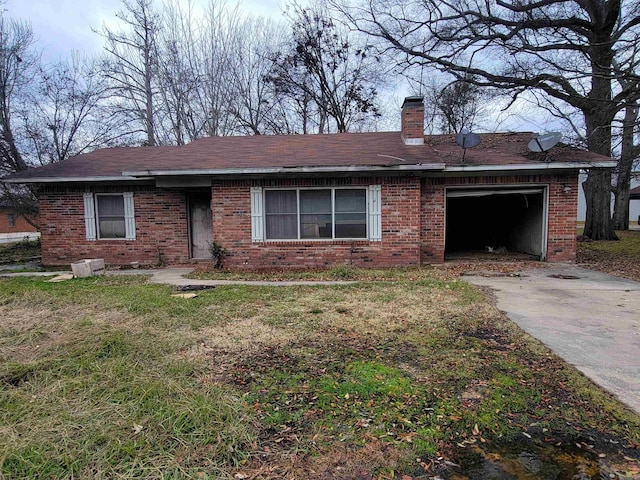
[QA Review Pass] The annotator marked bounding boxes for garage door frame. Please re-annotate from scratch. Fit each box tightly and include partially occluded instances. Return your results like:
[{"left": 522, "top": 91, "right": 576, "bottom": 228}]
[{"left": 444, "top": 184, "right": 549, "bottom": 260}]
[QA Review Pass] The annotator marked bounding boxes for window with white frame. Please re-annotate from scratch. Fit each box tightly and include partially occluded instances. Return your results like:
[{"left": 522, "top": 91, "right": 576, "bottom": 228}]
[
  {"left": 83, "top": 192, "right": 136, "bottom": 240},
  {"left": 251, "top": 186, "right": 381, "bottom": 242}
]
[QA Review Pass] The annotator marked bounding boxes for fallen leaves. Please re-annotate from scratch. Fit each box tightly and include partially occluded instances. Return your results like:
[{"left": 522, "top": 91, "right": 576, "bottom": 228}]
[{"left": 577, "top": 234, "right": 640, "bottom": 282}]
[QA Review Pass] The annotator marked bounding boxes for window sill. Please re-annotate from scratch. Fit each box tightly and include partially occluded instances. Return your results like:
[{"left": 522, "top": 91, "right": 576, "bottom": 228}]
[
  {"left": 92, "top": 238, "right": 134, "bottom": 241},
  {"left": 255, "top": 239, "right": 372, "bottom": 246}
]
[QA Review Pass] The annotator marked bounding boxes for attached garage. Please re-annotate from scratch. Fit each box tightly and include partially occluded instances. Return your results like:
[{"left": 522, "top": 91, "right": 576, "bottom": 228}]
[{"left": 445, "top": 186, "right": 547, "bottom": 260}]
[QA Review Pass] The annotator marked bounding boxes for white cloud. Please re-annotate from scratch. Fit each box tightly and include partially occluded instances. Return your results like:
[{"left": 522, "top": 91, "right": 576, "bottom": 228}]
[{"left": 5, "top": 0, "right": 289, "bottom": 61}]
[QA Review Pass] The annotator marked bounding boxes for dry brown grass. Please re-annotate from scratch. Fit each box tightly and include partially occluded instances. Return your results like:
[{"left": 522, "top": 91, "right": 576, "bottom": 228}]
[
  {"left": 184, "top": 318, "right": 297, "bottom": 357},
  {"left": 1, "top": 275, "right": 639, "bottom": 479},
  {"left": 0, "top": 304, "right": 135, "bottom": 363}
]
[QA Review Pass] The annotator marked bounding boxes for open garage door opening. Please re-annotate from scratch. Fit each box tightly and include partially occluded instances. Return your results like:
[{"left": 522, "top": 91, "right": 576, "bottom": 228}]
[{"left": 445, "top": 187, "right": 547, "bottom": 260}]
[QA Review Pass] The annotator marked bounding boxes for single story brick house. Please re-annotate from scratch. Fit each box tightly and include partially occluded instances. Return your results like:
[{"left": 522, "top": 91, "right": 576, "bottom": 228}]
[
  {"left": 0, "top": 197, "right": 39, "bottom": 243},
  {"left": 2, "top": 98, "right": 614, "bottom": 268}
]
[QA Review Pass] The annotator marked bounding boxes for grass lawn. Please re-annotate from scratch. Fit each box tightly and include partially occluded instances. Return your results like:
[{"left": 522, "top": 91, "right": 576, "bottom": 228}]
[
  {"left": 1, "top": 274, "right": 639, "bottom": 479},
  {"left": 577, "top": 230, "right": 640, "bottom": 281},
  {"left": 187, "top": 263, "right": 542, "bottom": 282}
]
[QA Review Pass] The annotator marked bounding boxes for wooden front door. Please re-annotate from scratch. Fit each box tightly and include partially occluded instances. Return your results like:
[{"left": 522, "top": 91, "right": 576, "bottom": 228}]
[{"left": 189, "top": 195, "right": 213, "bottom": 259}]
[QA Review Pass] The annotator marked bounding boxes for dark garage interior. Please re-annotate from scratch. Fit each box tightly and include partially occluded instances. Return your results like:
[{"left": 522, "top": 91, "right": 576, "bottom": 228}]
[{"left": 445, "top": 188, "right": 545, "bottom": 259}]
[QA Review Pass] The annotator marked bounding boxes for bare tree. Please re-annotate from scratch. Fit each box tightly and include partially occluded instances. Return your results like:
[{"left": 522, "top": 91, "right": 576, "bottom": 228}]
[
  {"left": 611, "top": 49, "right": 640, "bottom": 230},
  {"left": 335, "top": 0, "right": 640, "bottom": 240},
  {"left": 226, "top": 16, "right": 294, "bottom": 135},
  {"left": 0, "top": 15, "right": 40, "bottom": 224},
  {"left": 525, "top": 65, "right": 640, "bottom": 231},
  {"left": 613, "top": 99, "right": 640, "bottom": 229},
  {"left": 267, "top": 3, "right": 382, "bottom": 134},
  {"left": 156, "top": 0, "right": 202, "bottom": 145},
  {"left": 0, "top": 15, "right": 37, "bottom": 176},
  {"left": 99, "top": 0, "right": 160, "bottom": 146},
  {"left": 193, "top": 0, "right": 240, "bottom": 137},
  {"left": 21, "top": 53, "right": 130, "bottom": 165},
  {"left": 423, "top": 77, "right": 490, "bottom": 134}
]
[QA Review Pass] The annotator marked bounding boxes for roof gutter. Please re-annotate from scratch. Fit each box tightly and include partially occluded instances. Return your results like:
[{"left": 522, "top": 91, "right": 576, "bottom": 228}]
[
  {"left": 443, "top": 161, "right": 617, "bottom": 172},
  {"left": 1, "top": 175, "right": 152, "bottom": 184},
  {"left": 121, "top": 163, "right": 448, "bottom": 177}
]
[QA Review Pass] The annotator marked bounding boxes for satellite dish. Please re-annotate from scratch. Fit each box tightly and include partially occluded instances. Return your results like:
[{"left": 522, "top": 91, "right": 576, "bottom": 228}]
[
  {"left": 528, "top": 132, "right": 562, "bottom": 153},
  {"left": 456, "top": 130, "right": 481, "bottom": 149},
  {"left": 455, "top": 129, "right": 481, "bottom": 163}
]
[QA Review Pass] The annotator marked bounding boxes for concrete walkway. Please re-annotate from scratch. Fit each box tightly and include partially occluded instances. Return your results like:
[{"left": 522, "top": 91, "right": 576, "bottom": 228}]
[
  {"left": 110, "top": 268, "right": 355, "bottom": 286},
  {"left": 0, "top": 232, "right": 40, "bottom": 244},
  {"left": 464, "top": 264, "right": 640, "bottom": 415},
  {"left": 0, "top": 267, "right": 354, "bottom": 287}
]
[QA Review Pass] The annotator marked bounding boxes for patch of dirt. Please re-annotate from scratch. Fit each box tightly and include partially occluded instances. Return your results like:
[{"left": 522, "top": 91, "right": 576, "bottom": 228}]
[
  {"left": 234, "top": 439, "right": 422, "bottom": 480},
  {"left": 577, "top": 248, "right": 640, "bottom": 282},
  {"left": 440, "top": 260, "right": 548, "bottom": 278}
]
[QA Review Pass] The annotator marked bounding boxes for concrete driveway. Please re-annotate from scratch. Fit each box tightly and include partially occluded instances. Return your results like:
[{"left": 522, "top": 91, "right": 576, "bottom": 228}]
[{"left": 464, "top": 265, "right": 640, "bottom": 415}]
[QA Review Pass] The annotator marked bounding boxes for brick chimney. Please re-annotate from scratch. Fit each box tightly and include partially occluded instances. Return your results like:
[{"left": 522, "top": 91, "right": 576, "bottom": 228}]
[{"left": 401, "top": 96, "right": 425, "bottom": 145}]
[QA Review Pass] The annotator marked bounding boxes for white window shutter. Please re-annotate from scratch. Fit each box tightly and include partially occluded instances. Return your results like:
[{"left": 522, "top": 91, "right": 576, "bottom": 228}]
[
  {"left": 83, "top": 192, "right": 97, "bottom": 241},
  {"left": 368, "top": 185, "right": 382, "bottom": 241},
  {"left": 251, "top": 187, "right": 264, "bottom": 242},
  {"left": 123, "top": 192, "right": 136, "bottom": 240}
]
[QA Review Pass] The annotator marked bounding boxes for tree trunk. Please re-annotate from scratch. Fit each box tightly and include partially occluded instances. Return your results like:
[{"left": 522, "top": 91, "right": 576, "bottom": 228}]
[
  {"left": 583, "top": 169, "right": 617, "bottom": 241},
  {"left": 612, "top": 102, "right": 638, "bottom": 230},
  {"left": 1, "top": 114, "right": 28, "bottom": 172},
  {"left": 582, "top": 98, "right": 617, "bottom": 240},
  {"left": 613, "top": 185, "right": 631, "bottom": 231},
  {"left": 144, "top": 48, "right": 156, "bottom": 146}
]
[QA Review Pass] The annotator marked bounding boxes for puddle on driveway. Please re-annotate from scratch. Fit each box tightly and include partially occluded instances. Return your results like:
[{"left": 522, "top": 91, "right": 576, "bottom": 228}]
[{"left": 448, "top": 443, "right": 629, "bottom": 479}]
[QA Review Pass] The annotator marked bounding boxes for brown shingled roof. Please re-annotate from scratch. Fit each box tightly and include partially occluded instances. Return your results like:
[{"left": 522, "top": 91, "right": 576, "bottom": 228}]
[
  {"left": 3, "top": 131, "right": 612, "bottom": 182},
  {"left": 630, "top": 185, "right": 640, "bottom": 199}
]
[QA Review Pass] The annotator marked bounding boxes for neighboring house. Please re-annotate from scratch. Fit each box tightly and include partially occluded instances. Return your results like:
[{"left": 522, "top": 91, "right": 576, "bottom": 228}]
[
  {"left": 577, "top": 171, "right": 640, "bottom": 224},
  {"left": 1, "top": 97, "right": 615, "bottom": 268},
  {"left": 631, "top": 185, "right": 640, "bottom": 225},
  {"left": 0, "top": 198, "right": 39, "bottom": 244}
]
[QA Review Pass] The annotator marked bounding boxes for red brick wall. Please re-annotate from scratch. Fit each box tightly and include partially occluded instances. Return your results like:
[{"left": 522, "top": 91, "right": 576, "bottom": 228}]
[
  {"left": 0, "top": 208, "right": 38, "bottom": 233},
  {"left": 39, "top": 186, "right": 190, "bottom": 266},
  {"left": 401, "top": 100, "right": 424, "bottom": 143},
  {"left": 420, "top": 179, "right": 446, "bottom": 263},
  {"left": 420, "top": 173, "right": 579, "bottom": 264},
  {"left": 37, "top": 172, "right": 580, "bottom": 268},
  {"left": 546, "top": 175, "right": 579, "bottom": 262},
  {"left": 212, "top": 177, "right": 422, "bottom": 270}
]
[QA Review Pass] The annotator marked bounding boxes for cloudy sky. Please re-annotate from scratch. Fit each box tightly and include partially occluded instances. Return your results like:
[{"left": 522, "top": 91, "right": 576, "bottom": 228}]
[
  {"left": 4, "top": 0, "right": 547, "bottom": 132},
  {"left": 5, "top": 0, "right": 287, "bottom": 61}
]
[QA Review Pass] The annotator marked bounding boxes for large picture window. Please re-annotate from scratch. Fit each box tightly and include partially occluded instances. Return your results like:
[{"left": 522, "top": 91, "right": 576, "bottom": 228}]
[
  {"left": 83, "top": 192, "right": 136, "bottom": 241},
  {"left": 263, "top": 188, "right": 367, "bottom": 240}
]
